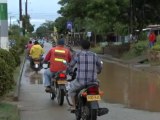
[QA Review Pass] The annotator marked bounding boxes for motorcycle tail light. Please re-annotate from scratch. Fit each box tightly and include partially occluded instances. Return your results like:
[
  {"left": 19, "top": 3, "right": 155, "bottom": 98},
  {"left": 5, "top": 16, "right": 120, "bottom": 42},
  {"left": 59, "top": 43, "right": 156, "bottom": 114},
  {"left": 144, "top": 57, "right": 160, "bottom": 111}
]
[
  {"left": 81, "top": 92, "right": 87, "bottom": 97},
  {"left": 87, "top": 86, "right": 99, "bottom": 95},
  {"left": 59, "top": 73, "right": 66, "bottom": 78}
]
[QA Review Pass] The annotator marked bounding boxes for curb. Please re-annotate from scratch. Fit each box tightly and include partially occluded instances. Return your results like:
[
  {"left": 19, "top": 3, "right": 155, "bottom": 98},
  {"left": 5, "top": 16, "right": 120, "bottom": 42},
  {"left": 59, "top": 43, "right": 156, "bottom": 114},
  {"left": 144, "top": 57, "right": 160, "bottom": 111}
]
[{"left": 13, "top": 54, "right": 26, "bottom": 101}]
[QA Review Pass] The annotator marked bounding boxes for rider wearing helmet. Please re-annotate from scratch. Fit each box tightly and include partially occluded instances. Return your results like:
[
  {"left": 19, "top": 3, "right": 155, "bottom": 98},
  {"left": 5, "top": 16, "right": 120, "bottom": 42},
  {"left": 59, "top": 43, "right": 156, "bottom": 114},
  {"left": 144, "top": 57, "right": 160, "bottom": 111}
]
[
  {"left": 43, "top": 38, "right": 72, "bottom": 92},
  {"left": 29, "top": 41, "right": 44, "bottom": 67}
]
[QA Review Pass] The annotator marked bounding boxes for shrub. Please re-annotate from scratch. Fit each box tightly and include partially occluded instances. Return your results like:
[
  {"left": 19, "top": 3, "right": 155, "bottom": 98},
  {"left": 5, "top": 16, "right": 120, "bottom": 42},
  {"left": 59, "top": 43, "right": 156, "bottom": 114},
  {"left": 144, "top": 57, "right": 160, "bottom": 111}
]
[
  {"left": 152, "top": 44, "right": 160, "bottom": 51},
  {"left": 138, "top": 32, "right": 147, "bottom": 41},
  {"left": 131, "top": 40, "right": 148, "bottom": 55},
  {"left": 9, "top": 36, "right": 28, "bottom": 54},
  {"left": 9, "top": 48, "right": 21, "bottom": 67},
  {"left": 151, "top": 35, "right": 160, "bottom": 51},
  {"left": 0, "top": 49, "right": 16, "bottom": 70},
  {"left": 0, "top": 58, "right": 14, "bottom": 98}
]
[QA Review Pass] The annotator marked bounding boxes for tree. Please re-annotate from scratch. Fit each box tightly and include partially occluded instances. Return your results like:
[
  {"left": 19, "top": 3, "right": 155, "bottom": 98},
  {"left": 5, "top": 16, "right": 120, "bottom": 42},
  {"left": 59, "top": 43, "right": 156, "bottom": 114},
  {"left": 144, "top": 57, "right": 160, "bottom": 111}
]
[
  {"left": 9, "top": 24, "right": 20, "bottom": 36},
  {"left": 36, "top": 21, "right": 56, "bottom": 38},
  {"left": 22, "top": 15, "right": 34, "bottom": 34},
  {"left": 36, "top": 26, "right": 48, "bottom": 38},
  {"left": 57, "top": 0, "right": 160, "bottom": 40},
  {"left": 54, "top": 17, "right": 68, "bottom": 34}
]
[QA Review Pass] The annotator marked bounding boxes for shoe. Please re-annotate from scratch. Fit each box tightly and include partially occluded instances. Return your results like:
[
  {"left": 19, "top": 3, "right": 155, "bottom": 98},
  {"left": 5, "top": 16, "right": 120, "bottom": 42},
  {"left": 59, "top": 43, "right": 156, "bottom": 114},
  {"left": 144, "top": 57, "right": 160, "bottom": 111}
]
[
  {"left": 98, "top": 108, "right": 109, "bottom": 116},
  {"left": 68, "top": 107, "right": 76, "bottom": 113},
  {"left": 45, "top": 86, "right": 52, "bottom": 93}
]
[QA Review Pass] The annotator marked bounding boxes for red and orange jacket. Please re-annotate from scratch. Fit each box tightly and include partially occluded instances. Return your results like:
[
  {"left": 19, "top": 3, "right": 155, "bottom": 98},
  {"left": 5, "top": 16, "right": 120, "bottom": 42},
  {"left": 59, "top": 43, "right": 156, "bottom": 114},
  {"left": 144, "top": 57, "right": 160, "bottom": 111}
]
[{"left": 44, "top": 45, "right": 71, "bottom": 72}]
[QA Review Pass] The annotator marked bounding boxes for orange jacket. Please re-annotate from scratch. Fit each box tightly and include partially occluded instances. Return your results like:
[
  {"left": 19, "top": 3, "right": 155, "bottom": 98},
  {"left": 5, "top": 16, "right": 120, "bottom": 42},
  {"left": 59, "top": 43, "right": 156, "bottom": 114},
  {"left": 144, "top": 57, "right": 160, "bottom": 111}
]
[{"left": 44, "top": 45, "right": 71, "bottom": 72}]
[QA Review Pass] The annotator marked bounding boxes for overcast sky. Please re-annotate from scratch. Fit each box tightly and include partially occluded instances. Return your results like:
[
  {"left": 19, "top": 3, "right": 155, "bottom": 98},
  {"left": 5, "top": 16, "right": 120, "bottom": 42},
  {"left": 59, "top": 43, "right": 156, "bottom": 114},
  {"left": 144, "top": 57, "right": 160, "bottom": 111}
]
[{"left": 8, "top": 0, "right": 61, "bottom": 28}]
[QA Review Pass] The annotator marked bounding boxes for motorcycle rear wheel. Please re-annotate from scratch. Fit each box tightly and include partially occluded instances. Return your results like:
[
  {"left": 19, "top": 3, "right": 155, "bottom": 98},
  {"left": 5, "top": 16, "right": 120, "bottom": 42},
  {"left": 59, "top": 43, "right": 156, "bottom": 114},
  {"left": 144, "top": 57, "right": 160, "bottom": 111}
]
[
  {"left": 90, "top": 109, "right": 97, "bottom": 120},
  {"left": 57, "top": 88, "right": 64, "bottom": 106},
  {"left": 80, "top": 105, "right": 97, "bottom": 120}
]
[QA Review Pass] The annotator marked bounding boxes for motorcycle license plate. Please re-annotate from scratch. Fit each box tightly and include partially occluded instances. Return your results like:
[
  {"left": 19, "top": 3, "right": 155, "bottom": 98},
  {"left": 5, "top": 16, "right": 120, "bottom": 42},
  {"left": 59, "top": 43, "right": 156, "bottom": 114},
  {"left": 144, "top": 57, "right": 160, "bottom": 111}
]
[
  {"left": 57, "top": 80, "right": 67, "bottom": 84},
  {"left": 87, "top": 95, "right": 101, "bottom": 101}
]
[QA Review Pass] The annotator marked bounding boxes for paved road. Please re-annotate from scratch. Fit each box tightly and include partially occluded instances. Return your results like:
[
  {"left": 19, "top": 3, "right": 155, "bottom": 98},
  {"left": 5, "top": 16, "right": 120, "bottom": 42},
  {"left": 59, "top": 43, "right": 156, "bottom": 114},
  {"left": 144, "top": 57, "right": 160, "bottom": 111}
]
[{"left": 18, "top": 42, "right": 160, "bottom": 120}]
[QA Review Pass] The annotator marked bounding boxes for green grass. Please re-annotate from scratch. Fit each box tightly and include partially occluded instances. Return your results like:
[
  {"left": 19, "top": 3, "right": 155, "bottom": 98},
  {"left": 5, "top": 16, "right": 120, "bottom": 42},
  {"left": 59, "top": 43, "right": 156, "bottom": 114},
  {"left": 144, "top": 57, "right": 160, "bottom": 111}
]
[
  {"left": 90, "top": 46, "right": 103, "bottom": 54},
  {"left": 0, "top": 103, "right": 20, "bottom": 120},
  {"left": 121, "top": 49, "right": 138, "bottom": 60}
]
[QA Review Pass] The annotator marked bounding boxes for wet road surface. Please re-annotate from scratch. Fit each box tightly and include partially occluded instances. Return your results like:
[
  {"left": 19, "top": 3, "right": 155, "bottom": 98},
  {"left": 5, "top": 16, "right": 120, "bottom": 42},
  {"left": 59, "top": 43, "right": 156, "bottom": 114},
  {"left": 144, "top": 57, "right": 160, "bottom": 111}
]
[{"left": 18, "top": 42, "right": 160, "bottom": 120}]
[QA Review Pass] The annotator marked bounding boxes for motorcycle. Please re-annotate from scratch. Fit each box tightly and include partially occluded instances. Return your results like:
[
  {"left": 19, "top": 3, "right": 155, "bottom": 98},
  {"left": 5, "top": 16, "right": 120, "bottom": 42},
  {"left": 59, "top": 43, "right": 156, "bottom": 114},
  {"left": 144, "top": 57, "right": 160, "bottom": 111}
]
[
  {"left": 31, "top": 59, "right": 42, "bottom": 73},
  {"left": 50, "top": 70, "right": 68, "bottom": 106},
  {"left": 66, "top": 62, "right": 108, "bottom": 120}
]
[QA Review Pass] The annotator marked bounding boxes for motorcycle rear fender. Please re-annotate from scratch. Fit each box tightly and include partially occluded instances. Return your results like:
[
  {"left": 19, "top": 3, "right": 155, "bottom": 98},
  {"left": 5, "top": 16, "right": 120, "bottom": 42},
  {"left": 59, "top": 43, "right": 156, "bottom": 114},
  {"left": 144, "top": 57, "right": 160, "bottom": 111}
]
[
  {"left": 90, "top": 101, "right": 99, "bottom": 109},
  {"left": 59, "top": 85, "right": 66, "bottom": 90}
]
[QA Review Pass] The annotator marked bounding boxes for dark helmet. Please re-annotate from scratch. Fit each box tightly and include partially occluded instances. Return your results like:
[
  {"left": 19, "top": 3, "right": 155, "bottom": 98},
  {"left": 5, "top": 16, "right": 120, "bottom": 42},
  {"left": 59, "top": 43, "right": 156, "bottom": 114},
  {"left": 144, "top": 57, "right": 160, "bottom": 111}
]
[
  {"left": 60, "top": 34, "right": 64, "bottom": 38},
  {"left": 29, "top": 40, "right": 32, "bottom": 44},
  {"left": 34, "top": 41, "right": 39, "bottom": 45},
  {"left": 57, "top": 39, "right": 65, "bottom": 45}
]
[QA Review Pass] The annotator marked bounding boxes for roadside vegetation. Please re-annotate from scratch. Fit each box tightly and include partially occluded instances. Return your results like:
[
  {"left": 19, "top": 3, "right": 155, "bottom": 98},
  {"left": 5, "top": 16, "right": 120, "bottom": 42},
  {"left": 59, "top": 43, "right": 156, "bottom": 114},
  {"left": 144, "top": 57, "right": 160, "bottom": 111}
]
[
  {"left": 0, "top": 103, "right": 20, "bottom": 120},
  {"left": 122, "top": 35, "right": 160, "bottom": 60},
  {"left": 0, "top": 25, "right": 28, "bottom": 120},
  {"left": 90, "top": 34, "right": 160, "bottom": 62}
]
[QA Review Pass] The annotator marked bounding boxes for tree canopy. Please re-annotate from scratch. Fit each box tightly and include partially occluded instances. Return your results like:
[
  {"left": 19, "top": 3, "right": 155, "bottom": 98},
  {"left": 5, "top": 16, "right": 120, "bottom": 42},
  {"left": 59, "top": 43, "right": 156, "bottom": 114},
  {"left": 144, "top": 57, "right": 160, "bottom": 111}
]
[{"left": 55, "top": 0, "right": 160, "bottom": 35}]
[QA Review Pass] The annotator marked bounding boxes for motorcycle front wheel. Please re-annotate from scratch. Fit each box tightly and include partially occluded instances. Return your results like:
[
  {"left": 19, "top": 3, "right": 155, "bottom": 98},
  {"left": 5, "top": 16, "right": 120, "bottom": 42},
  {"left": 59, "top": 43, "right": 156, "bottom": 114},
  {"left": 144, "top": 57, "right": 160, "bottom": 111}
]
[{"left": 50, "top": 92, "right": 55, "bottom": 100}]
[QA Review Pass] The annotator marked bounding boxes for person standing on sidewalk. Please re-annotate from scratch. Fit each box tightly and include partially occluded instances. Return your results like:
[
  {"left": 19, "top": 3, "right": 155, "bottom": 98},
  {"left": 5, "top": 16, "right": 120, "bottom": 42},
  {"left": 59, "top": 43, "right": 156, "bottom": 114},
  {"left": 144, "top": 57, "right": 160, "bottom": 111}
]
[{"left": 149, "top": 31, "right": 156, "bottom": 48}]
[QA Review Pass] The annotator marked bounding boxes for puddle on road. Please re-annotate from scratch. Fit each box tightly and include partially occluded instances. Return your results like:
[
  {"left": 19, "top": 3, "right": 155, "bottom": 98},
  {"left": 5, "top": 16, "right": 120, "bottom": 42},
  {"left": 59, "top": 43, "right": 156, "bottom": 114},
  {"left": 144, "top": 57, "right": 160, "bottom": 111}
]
[
  {"left": 30, "top": 73, "right": 43, "bottom": 84},
  {"left": 24, "top": 62, "right": 43, "bottom": 84},
  {"left": 99, "top": 62, "right": 160, "bottom": 112}
]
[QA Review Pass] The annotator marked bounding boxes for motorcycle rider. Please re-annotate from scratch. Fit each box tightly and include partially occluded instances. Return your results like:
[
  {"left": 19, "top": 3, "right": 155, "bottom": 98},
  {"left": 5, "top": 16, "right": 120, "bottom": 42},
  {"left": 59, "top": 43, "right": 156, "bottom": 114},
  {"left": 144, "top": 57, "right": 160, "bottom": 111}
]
[
  {"left": 26, "top": 40, "right": 33, "bottom": 57},
  {"left": 30, "top": 41, "right": 44, "bottom": 68},
  {"left": 43, "top": 38, "right": 72, "bottom": 92},
  {"left": 68, "top": 40, "right": 103, "bottom": 111}
]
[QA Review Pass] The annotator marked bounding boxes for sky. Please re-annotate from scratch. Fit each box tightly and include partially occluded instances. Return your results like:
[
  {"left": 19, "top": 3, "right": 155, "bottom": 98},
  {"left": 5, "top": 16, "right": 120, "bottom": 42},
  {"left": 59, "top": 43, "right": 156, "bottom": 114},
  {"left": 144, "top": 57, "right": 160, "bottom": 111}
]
[{"left": 7, "top": 0, "right": 61, "bottom": 29}]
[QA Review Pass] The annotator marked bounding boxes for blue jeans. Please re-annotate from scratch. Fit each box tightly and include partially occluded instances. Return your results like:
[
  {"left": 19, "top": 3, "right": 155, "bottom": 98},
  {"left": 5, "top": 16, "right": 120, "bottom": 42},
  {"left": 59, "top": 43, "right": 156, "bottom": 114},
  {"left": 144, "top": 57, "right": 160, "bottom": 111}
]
[
  {"left": 44, "top": 69, "right": 55, "bottom": 87},
  {"left": 149, "top": 41, "right": 154, "bottom": 48}
]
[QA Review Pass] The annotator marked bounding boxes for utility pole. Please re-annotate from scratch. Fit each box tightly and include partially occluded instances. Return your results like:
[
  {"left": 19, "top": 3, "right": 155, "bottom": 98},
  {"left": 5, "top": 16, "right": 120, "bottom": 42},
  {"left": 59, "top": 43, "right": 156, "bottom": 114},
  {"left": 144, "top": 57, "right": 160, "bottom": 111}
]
[
  {"left": 130, "top": 0, "right": 133, "bottom": 34},
  {"left": 19, "top": 0, "right": 23, "bottom": 36},
  {"left": 0, "top": 0, "right": 9, "bottom": 50},
  {"left": 25, "top": 0, "right": 28, "bottom": 16}
]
